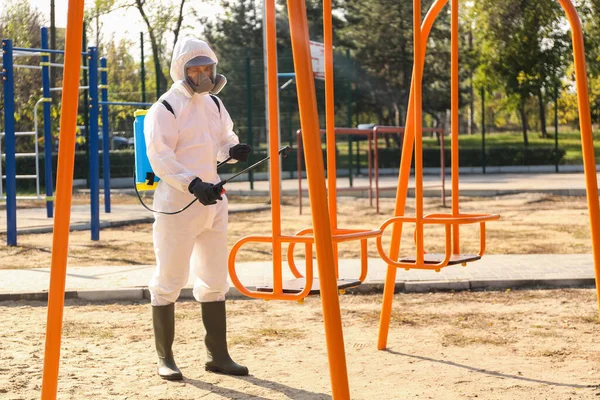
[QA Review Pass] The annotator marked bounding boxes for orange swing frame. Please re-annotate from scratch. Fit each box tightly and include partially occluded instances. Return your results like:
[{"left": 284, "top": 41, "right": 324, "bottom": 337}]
[{"left": 376, "top": 0, "right": 600, "bottom": 351}]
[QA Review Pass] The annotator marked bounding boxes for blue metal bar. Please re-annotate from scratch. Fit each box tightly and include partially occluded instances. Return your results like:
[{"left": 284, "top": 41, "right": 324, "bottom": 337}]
[
  {"left": 87, "top": 47, "right": 100, "bottom": 241},
  {"left": 278, "top": 72, "right": 296, "bottom": 79},
  {"left": 41, "top": 27, "right": 54, "bottom": 218},
  {"left": 2, "top": 40, "right": 17, "bottom": 246},
  {"left": 12, "top": 47, "right": 87, "bottom": 56},
  {"left": 100, "top": 57, "right": 111, "bottom": 213},
  {"left": 98, "top": 101, "right": 152, "bottom": 107}
]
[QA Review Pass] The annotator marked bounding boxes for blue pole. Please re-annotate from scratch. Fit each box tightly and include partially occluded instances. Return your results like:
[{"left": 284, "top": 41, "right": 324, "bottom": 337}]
[
  {"left": 87, "top": 47, "right": 100, "bottom": 240},
  {"left": 98, "top": 101, "right": 152, "bottom": 107},
  {"left": 100, "top": 57, "right": 110, "bottom": 213},
  {"left": 2, "top": 39, "right": 17, "bottom": 246},
  {"left": 41, "top": 27, "right": 54, "bottom": 218}
]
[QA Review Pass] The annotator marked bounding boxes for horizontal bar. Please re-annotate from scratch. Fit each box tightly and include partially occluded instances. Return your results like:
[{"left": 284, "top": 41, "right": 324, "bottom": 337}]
[
  {"left": 99, "top": 101, "right": 152, "bottom": 107},
  {"left": 14, "top": 64, "right": 42, "bottom": 70},
  {"left": 2, "top": 175, "right": 37, "bottom": 179},
  {"left": 49, "top": 86, "right": 89, "bottom": 92},
  {"left": 47, "top": 62, "right": 89, "bottom": 70},
  {"left": 1, "top": 153, "right": 37, "bottom": 158},
  {"left": 0, "top": 131, "right": 36, "bottom": 136},
  {"left": 278, "top": 72, "right": 296, "bottom": 78},
  {"left": 0, "top": 50, "right": 47, "bottom": 58},
  {"left": 12, "top": 47, "right": 87, "bottom": 56},
  {"left": 0, "top": 196, "right": 45, "bottom": 200}
]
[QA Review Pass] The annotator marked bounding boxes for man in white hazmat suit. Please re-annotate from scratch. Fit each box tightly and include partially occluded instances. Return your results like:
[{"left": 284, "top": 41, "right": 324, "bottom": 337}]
[{"left": 144, "top": 37, "right": 251, "bottom": 380}]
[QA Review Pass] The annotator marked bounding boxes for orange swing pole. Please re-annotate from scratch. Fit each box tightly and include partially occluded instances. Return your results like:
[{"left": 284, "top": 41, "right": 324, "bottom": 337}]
[
  {"left": 413, "top": 0, "right": 425, "bottom": 266},
  {"left": 450, "top": 0, "right": 460, "bottom": 253},
  {"left": 324, "top": 0, "right": 339, "bottom": 275},
  {"left": 286, "top": 0, "right": 351, "bottom": 397},
  {"left": 265, "top": 0, "right": 283, "bottom": 294},
  {"left": 377, "top": 0, "right": 448, "bottom": 350},
  {"left": 556, "top": 0, "right": 600, "bottom": 315},
  {"left": 40, "top": 0, "right": 86, "bottom": 398}
]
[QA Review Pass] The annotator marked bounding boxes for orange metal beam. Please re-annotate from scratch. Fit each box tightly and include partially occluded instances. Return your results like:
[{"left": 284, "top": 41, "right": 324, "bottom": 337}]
[
  {"left": 286, "top": 0, "right": 351, "bottom": 397},
  {"left": 265, "top": 0, "right": 283, "bottom": 294},
  {"left": 557, "top": 0, "right": 600, "bottom": 315},
  {"left": 451, "top": 0, "right": 460, "bottom": 253},
  {"left": 324, "top": 0, "right": 337, "bottom": 233},
  {"left": 414, "top": 0, "right": 424, "bottom": 267},
  {"left": 377, "top": 0, "right": 449, "bottom": 351},
  {"left": 40, "top": 0, "right": 86, "bottom": 398}
]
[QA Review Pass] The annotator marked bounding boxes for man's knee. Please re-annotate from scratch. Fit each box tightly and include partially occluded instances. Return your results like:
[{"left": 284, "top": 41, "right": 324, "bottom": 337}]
[
  {"left": 149, "top": 279, "right": 187, "bottom": 306},
  {"left": 193, "top": 282, "right": 229, "bottom": 302}
]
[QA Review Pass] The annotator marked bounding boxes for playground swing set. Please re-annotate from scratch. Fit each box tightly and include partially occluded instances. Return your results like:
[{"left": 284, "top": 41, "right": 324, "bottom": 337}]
[
  {"left": 29, "top": 0, "right": 600, "bottom": 398},
  {"left": 1, "top": 27, "right": 152, "bottom": 246}
]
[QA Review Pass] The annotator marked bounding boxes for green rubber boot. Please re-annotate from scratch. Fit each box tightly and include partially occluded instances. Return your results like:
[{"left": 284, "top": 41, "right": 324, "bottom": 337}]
[
  {"left": 152, "top": 304, "right": 183, "bottom": 380},
  {"left": 201, "top": 301, "right": 249, "bottom": 376}
]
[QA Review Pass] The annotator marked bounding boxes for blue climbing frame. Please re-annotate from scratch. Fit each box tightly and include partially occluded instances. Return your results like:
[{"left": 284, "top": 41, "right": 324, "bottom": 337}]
[{"left": 2, "top": 27, "right": 151, "bottom": 245}]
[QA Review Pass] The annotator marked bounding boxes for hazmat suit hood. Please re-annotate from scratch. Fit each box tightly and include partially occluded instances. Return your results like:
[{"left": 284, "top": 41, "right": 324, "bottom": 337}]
[{"left": 170, "top": 37, "right": 227, "bottom": 95}]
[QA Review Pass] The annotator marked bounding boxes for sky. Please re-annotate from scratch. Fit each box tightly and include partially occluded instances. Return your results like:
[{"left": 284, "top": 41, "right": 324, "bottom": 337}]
[{"left": 20, "top": 0, "right": 218, "bottom": 51}]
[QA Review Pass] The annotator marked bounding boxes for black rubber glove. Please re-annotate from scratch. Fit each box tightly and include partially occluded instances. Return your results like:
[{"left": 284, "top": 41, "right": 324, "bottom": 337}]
[
  {"left": 229, "top": 143, "right": 251, "bottom": 162},
  {"left": 188, "top": 178, "right": 223, "bottom": 206}
]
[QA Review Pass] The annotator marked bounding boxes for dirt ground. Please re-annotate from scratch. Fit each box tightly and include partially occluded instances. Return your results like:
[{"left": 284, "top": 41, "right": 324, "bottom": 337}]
[
  {"left": 1, "top": 289, "right": 599, "bottom": 399},
  {"left": 0, "top": 192, "right": 595, "bottom": 269},
  {"left": 1, "top": 192, "right": 599, "bottom": 399}
]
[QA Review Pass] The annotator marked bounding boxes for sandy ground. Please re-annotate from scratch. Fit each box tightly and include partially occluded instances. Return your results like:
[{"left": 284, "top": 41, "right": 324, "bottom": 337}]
[
  {"left": 2, "top": 192, "right": 599, "bottom": 398},
  {"left": 1, "top": 289, "right": 600, "bottom": 399},
  {"left": 0, "top": 192, "right": 594, "bottom": 269}
]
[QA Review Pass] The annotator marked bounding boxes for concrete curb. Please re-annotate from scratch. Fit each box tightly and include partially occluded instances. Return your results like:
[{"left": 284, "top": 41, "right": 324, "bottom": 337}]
[
  {"left": 225, "top": 188, "right": 599, "bottom": 199},
  {"left": 1, "top": 278, "right": 595, "bottom": 303},
  {"left": 10, "top": 206, "right": 272, "bottom": 235}
]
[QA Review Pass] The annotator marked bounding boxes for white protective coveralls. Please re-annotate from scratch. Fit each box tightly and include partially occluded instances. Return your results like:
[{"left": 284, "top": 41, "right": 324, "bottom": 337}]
[{"left": 145, "top": 38, "right": 239, "bottom": 306}]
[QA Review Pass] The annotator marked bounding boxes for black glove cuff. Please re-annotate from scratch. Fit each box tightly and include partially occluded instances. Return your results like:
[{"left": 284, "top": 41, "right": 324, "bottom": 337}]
[{"left": 188, "top": 177, "right": 202, "bottom": 194}]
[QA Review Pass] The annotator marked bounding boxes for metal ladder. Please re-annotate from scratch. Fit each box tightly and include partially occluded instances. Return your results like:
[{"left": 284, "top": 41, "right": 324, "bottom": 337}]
[{"left": 0, "top": 98, "right": 44, "bottom": 200}]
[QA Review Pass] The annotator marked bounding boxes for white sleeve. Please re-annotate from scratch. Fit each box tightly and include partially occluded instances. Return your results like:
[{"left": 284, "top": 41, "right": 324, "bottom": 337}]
[
  {"left": 216, "top": 101, "right": 240, "bottom": 163},
  {"left": 144, "top": 104, "right": 196, "bottom": 193}
]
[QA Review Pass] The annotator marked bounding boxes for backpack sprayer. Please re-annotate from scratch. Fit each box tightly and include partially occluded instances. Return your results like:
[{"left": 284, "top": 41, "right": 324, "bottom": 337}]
[{"left": 133, "top": 110, "right": 292, "bottom": 215}]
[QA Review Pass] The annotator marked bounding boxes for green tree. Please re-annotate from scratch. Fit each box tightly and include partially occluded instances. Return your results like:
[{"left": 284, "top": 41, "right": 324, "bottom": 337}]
[
  {"left": 338, "top": 0, "right": 457, "bottom": 132},
  {"left": 105, "top": 37, "right": 142, "bottom": 135},
  {"left": 201, "top": 0, "right": 264, "bottom": 143},
  {"left": 130, "top": 0, "right": 188, "bottom": 98},
  {"left": 472, "top": 0, "right": 570, "bottom": 144},
  {"left": 85, "top": 0, "right": 120, "bottom": 49}
]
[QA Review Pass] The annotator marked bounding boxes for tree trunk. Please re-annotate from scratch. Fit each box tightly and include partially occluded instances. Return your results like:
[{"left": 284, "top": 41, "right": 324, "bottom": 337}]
[
  {"left": 519, "top": 95, "right": 529, "bottom": 146},
  {"left": 537, "top": 87, "right": 547, "bottom": 138},
  {"left": 391, "top": 100, "right": 402, "bottom": 147},
  {"left": 136, "top": 0, "right": 169, "bottom": 99},
  {"left": 172, "top": 0, "right": 186, "bottom": 52}
]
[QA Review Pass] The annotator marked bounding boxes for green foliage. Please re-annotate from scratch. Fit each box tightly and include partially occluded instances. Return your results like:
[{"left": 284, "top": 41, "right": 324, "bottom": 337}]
[
  {"left": 471, "top": 0, "right": 571, "bottom": 140},
  {"left": 105, "top": 38, "right": 144, "bottom": 135}
]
